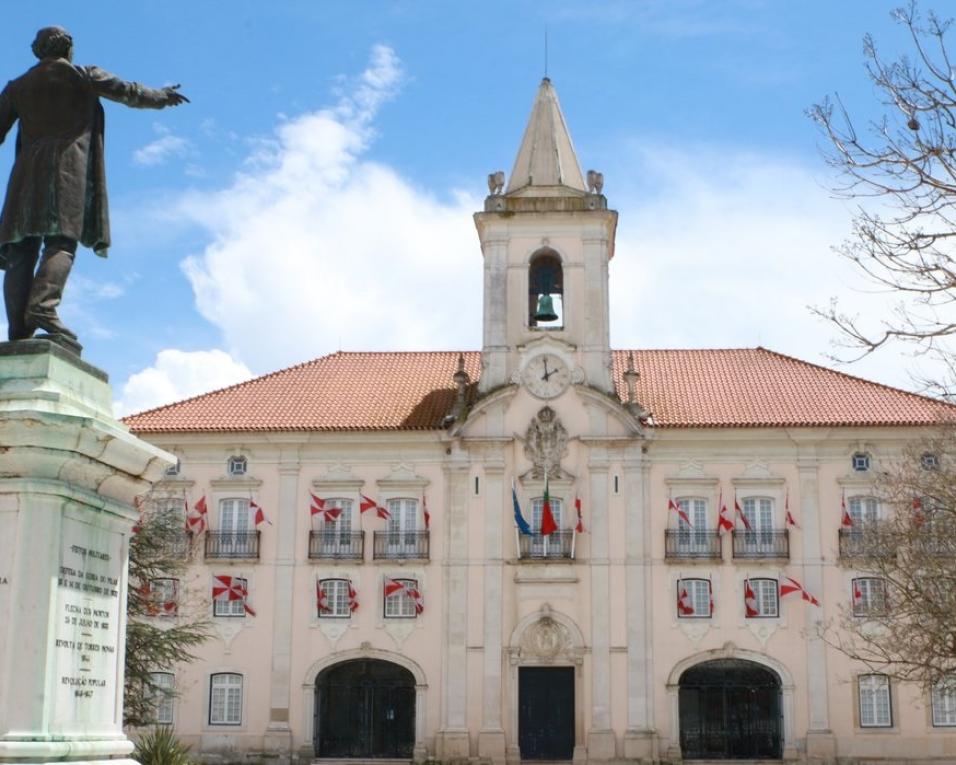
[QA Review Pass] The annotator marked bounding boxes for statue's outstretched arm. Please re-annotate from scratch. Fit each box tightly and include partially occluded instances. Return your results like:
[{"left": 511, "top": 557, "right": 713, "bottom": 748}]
[{"left": 83, "top": 66, "right": 189, "bottom": 109}]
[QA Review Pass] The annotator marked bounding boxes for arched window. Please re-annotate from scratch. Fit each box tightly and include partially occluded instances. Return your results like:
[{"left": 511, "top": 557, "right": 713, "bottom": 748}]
[
  {"left": 528, "top": 250, "right": 564, "bottom": 329},
  {"left": 209, "top": 673, "right": 243, "bottom": 725}
]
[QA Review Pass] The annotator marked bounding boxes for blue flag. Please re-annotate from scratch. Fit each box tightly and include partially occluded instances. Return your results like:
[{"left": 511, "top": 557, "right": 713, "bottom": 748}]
[{"left": 512, "top": 482, "right": 532, "bottom": 535}]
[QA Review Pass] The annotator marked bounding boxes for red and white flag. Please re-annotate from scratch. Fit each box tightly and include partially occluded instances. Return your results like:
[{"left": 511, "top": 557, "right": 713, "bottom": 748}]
[
  {"left": 669, "top": 497, "right": 692, "bottom": 526},
  {"left": 744, "top": 578, "right": 759, "bottom": 617},
  {"left": 186, "top": 496, "right": 208, "bottom": 535},
  {"left": 212, "top": 575, "right": 255, "bottom": 615},
  {"left": 677, "top": 585, "right": 695, "bottom": 616},
  {"left": 735, "top": 493, "right": 752, "bottom": 531},
  {"left": 785, "top": 489, "right": 798, "bottom": 529},
  {"left": 348, "top": 580, "right": 359, "bottom": 612},
  {"left": 574, "top": 496, "right": 585, "bottom": 534},
  {"left": 316, "top": 581, "right": 332, "bottom": 613},
  {"left": 780, "top": 575, "right": 820, "bottom": 607},
  {"left": 841, "top": 490, "right": 853, "bottom": 528},
  {"left": 852, "top": 580, "right": 863, "bottom": 607},
  {"left": 384, "top": 578, "right": 424, "bottom": 614},
  {"left": 422, "top": 494, "right": 431, "bottom": 530},
  {"left": 252, "top": 500, "right": 271, "bottom": 526},
  {"left": 310, "top": 493, "right": 342, "bottom": 521},
  {"left": 912, "top": 496, "right": 925, "bottom": 528},
  {"left": 360, "top": 494, "right": 391, "bottom": 520},
  {"left": 717, "top": 491, "right": 733, "bottom": 533}
]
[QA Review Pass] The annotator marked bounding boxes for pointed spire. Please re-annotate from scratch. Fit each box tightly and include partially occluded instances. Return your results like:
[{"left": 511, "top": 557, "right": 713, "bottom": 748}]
[{"left": 506, "top": 78, "right": 586, "bottom": 195}]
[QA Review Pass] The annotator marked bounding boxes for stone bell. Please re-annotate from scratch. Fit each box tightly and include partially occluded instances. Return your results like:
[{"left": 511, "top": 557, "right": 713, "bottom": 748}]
[{"left": 533, "top": 293, "right": 559, "bottom": 323}]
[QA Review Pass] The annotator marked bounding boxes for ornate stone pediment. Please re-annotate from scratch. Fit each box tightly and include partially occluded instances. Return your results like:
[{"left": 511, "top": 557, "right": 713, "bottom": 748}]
[{"left": 523, "top": 406, "right": 569, "bottom": 479}]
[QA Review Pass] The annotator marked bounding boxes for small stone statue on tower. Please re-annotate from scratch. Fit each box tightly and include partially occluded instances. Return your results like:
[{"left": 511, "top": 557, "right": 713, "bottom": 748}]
[{"left": 0, "top": 26, "right": 188, "bottom": 352}]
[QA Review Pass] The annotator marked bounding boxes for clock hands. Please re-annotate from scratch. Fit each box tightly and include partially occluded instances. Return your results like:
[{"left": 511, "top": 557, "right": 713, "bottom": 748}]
[{"left": 541, "top": 358, "right": 555, "bottom": 381}]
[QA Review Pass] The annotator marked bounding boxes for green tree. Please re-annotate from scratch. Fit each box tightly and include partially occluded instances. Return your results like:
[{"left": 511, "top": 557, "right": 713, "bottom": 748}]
[{"left": 125, "top": 492, "right": 210, "bottom": 727}]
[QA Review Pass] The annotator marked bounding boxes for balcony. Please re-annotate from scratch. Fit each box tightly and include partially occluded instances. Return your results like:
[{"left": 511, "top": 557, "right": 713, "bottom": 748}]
[
  {"left": 308, "top": 530, "right": 365, "bottom": 560},
  {"left": 517, "top": 530, "right": 575, "bottom": 560},
  {"left": 664, "top": 530, "right": 721, "bottom": 560},
  {"left": 372, "top": 530, "right": 430, "bottom": 560},
  {"left": 732, "top": 530, "right": 789, "bottom": 559},
  {"left": 204, "top": 531, "right": 261, "bottom": 559},
  {"left": 914, "top": 524, "right": 956, "bottom": 557},
  {"left": 163, "top": 531, "right": 192, "bottom": 560},
  {"left": 838, "top": 528, "right": 897, "bottom": 559}
]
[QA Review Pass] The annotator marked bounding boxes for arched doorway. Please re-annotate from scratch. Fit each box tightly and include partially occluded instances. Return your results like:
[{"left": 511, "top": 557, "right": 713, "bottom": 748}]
[
  {"left": 678, "top": 659, "right": 782, "bottom": 760},
  {"left": 314, "top": 659, "right": 415, "bottom": 758}
]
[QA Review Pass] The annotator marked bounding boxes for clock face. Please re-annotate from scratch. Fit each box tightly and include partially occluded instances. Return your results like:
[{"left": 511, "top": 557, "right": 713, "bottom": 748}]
[{"left": 522, "top": 354, "right": 571, "bottom": 399}]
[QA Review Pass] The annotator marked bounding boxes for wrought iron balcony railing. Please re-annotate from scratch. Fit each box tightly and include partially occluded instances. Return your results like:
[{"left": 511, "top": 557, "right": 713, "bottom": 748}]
[
  {"left": 517, "top": 530, "right": 575, "bottom": 560},
  {"left": 664, "top": 530, "right": 722, "bottom": 560},
  {"left": 372, "top": 530, "right": 430, "bottom": 560},
  {"left": 204, "top": 531, "right": 261, "bottom": 559},
  {"left": 732, "top": 529, "right": 790, "bottom": 559},
  {"left": 308, "top": 530, "right": 365, "bottom": 560},
  {"left": 838, "top": 528, "right": 897, "bottom": 559}
]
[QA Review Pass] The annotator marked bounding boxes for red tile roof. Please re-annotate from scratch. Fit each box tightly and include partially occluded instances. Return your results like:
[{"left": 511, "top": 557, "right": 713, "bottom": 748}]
[{"left": 123, "top": 348, "right": 956, "bottom": 434}]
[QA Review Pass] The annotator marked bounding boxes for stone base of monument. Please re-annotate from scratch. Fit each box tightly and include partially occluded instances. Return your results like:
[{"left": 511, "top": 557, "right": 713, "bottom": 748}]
[{"left": 0, "top": 340, "right": 174, "bottom": 765}]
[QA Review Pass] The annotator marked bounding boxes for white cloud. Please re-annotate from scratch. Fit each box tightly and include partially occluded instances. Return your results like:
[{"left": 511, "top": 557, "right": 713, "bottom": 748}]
[
  {"left": 115, "top": 348, "right": 253, "bottom": 416},
  {"left": 134, "top": 124, "right": 191, "bottom": 166},
  {"left": 173, "top": 44, "right": 481, "bottom": 373}
]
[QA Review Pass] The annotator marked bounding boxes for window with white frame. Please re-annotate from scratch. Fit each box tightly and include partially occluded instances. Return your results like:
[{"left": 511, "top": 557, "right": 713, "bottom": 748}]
[
  {"left": 209, "top": 673, "right": 243, "bottom": 725},
  {"left": 151, "top": 671, "right": 174, "bottom": 724},
  {"left": 852, "top": 452, "right": 871, "bottom": 472},
  {"left": 318, "top": 578, "right": 351, "bottom": 618},
  {"left": 747, "top": 577, "right": 779, "bottom": 618},
  {"left": 531, "top": 497, "right": 563, "bottom": 532},
  {"left": 530, "top": 496, "right": 564, "bottom": 556},
  {"left": 859, "top": 674, "right": 892, "bottom": 727},
  {"left": 384, "top": 578, "right": 419, "bottom": 618},
  {"left": 386, "top": 498, "right": 419, "bottom": 543},
  {"left": 675, "top": 497, "right": 709, "bottom": 551},
  {"left": 677, "top": 578, "right": 712, "bottom": 618},
  {"left": 227, "top": 455, "right": 247, "bottom": 476},
  {"left": 852, "top": 577, "right": 887, "bottom": 617},
  {"left": 218, "top": 498, "right": 254, "bottom": 554},
  {"left": 740, "top": 497, "right": 776, "bottom": 553},
  {"left": 848, "top": 496, "right": 880, "bottom": 527},
  {"left": 148, "top": 578, "right": 179, "bottom": 616},
  {"left": 932, "top": 677, "right": 956, "bottom": 727},
  {"left": 213, "top": 577, "right": 248, "bottom": 617},
  {"left": 316, "top": 498, "right": 354, "bottom": 550}
]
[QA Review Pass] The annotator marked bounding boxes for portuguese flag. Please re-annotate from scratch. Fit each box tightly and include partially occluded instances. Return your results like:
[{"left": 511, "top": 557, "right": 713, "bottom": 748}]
[{"left": 540, "top": 472, "right": 558, "bottom": 536}]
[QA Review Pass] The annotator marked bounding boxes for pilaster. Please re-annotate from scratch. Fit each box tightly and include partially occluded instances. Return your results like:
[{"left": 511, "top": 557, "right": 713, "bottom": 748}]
[
  {"left": 436, "top": 461, "right": 471, "bottom": 759},
  {"left": 478, "top": 234, "right": 509, "bottom": 393},
  {"left": 798, "top": 454, "right": 836, "bottom": 761},
  {"left": 263, "top": 456, "right": 301, "bottom": 758}
]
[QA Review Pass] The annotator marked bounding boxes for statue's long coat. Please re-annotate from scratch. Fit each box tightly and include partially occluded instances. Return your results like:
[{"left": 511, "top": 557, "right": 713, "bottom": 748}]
[{"left": 0, "top": 58, "right": 171, "bottom": 265}]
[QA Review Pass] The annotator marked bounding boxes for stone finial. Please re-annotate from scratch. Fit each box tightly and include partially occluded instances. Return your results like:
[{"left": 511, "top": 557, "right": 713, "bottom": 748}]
[
  {"left": 443, "top": 354, "right": 472, "bottom": 427},
  {"left": 623, "top": 352, "right": 651, "bottom": 420},
  {"left": 487, "top": 171, "right": 505, "bottom": 196},
  {"left": 586, "top": 169, "right": 604, "bottom": 194}
]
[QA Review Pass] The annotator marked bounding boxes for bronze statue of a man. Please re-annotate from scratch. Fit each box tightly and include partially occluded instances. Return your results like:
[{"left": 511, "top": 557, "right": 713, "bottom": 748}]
[{"left": 0, "top": 26, "right": 188, "bottom": 348}]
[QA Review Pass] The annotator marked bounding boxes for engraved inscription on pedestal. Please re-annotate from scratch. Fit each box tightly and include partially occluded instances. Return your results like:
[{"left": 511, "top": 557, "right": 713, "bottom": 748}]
[{"left": 53, "top": 516, "right": 124, "bottom": 731}]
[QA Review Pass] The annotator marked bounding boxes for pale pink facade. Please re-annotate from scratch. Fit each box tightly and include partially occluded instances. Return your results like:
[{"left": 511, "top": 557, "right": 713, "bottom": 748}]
[{"left": 128, "top": 80, "right": 956, "bottom": 763}]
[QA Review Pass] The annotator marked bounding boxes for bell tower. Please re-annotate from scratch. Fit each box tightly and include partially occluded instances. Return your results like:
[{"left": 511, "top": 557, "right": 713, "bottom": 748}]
[{"left": 475, "top": 78, "right": 617, "bottom": 395}]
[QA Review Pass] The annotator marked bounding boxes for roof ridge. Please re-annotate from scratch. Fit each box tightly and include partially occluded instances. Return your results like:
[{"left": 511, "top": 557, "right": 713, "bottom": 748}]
[
  {"left": 752, "top": 346, "right": 956, "bottom": 410},
  {"left": 122, "top": 350, "right": 345, "bottom": 420}
]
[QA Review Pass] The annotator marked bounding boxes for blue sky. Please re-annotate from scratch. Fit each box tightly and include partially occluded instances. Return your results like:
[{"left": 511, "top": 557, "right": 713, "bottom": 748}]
[{"left": 0, "top": 2, "right": 941, "bottom": 412}]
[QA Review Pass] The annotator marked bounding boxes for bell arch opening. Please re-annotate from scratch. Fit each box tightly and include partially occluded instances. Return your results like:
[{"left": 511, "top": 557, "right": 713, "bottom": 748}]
[
  {"left": 314, "top": 658, "right": 416, "bottom": 759},
  {"left": 678, "top": 658, "right": 783, "bottom": 760},
  {"left": 528, "top": 249, "right": 564, "bottom": 329}
]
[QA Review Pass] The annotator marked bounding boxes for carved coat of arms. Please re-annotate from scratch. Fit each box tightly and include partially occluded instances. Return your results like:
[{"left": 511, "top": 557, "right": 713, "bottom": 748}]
[{"left": 523, "top": 406, "right": 568, "bottom": 479}]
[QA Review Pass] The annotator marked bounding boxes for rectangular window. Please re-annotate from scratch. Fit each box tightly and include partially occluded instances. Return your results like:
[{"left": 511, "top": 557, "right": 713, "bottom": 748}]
[
  {"left": 677, "top": 578, "right": 712, "bottom": 618},
  {"left": 213, "top": 577, "right": 248, "bottom": 617},
  {"left": 318, "top": 579, "right": 350, "bottom": 618},
  {"left": 848, "top": 496, "right": 880, "bottom": 526},
  {"left": 151, "top": 672, "right": 174, "bottom": 724},
  {"left": 315, "top": 498, "right": 354, "bottom": 553},
  {"left": 852, "top": 577, "right": 887, "bottom": 617},
  {"left": 385, "top": 498, "right": 419, "bottom": 556},
  {"left": 933, "top": 678, "right": 956, "bottom": 727},
  {"left": 530, "top": 497, "right": 564, "bottom": 556},
  {"left": 748, "top": 578, "right": 779, "bottom": 618},
  {"left": 676, "top": 498, "right": 709, "bottom": 552},
  {"left": 149, "top": 578, "right": 179, "bottom": 616},
  {"left": 384, "top": 578, "right": 419, "bottom": 618},
  {"left": 209, "top": 673, "right": 243, "bottom": 725},
  {"left": 859, "top": 674, "right": 892, "bottom": 728}
]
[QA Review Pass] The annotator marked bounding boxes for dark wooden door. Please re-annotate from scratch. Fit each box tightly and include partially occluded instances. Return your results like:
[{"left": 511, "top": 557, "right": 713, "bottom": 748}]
[
  {"left": 679, "top": 659, "right": 782, "bottom": 760},
  {"left": 315, "top": 659, "right": 415, "bottom": 758},
  {"left": 519, "top": 666, "right": 574, "bottom": 760}
]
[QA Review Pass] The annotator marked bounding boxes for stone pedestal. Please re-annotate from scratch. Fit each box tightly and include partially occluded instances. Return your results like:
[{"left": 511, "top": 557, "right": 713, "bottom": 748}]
[
  {"left": 477, "top": 728, "right": 506, "bottom": 764},
  {"left": 623, "top": 728, "right": 658, "bottom": 761},
  {"left": 0, "top": 341, "right": 174, "bottom": 765},
  {"left": 586, "top": 729, "right": 615, "bottom": 761},
  {"left": 805, "top": 729, "right": 837, "bottom": 762}
]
